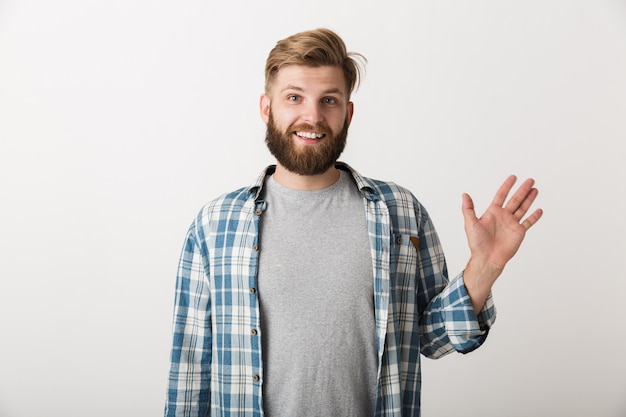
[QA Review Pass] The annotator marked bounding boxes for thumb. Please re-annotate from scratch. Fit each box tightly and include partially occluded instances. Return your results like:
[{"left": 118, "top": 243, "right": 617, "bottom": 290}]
[{"left": 461, "top": 193, "right": 478, "bottom": 225}]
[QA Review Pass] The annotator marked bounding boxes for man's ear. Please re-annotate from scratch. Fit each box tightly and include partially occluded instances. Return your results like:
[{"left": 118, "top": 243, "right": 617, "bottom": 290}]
[
  {"left": 260, "top": 94, "right": 270, "bottom": 124},
  {"left": 347, "top": 101, "right": 354, "bottom": 126}
]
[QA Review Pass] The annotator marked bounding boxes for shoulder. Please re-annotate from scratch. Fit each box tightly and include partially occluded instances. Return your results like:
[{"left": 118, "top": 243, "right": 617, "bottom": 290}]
[
  {"left": 366, "top": 177, "right": 417, "bottom": 205},
  {"left": 339, "top": 163, "right": 433, "bottom": 236},
  {"left": 195, "top": 186, "right": 254, "bottom": 225},
  {"left": 192, "top": 166, "right": 273, "bottom": 226},
  {"left": 340, "top": 163, "right": 423, "bottom": 212},
  {"left": 366, "top": 177, "right": 429, "bottom": 222}
]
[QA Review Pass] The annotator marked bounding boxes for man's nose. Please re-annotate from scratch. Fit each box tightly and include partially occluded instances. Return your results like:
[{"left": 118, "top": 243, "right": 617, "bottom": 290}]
[{"left": 302, "top": 102, "right": 324, "bottom": 124}]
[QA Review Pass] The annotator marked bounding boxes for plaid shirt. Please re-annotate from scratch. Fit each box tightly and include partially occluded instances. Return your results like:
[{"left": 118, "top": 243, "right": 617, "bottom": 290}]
[{"left": 165, "top": 163, "right": 496, "bottom": 417}]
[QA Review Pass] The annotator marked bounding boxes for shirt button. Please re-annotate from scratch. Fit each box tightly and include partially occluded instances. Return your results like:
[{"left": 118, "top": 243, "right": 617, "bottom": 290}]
[
  {"left": 253, "top": 244, "right": 259, "bottom": 251},
  {"left": 250, "top": 287, "right": 256, "bottom": 294},
  {"left": 396, "top": 237, "right": 402, "bottom": 244},
  {"left": 255, "top": 209, "right": 262, "bottom": 216},
  {"left": 252, "top": 375, "right": 260, "bottom": 382},
  {"left": 251, "top": 329, "right": 258, "bottom": 335}
]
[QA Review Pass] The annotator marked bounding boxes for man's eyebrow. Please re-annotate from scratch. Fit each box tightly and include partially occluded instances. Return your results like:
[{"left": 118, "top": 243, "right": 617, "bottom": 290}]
[
  {"left": 322, "top": 87, "right": 345, "bottom": 96},
  {"left": 281, "top": 84, "right": 304, "bottom": 93},
  {"left": 280, "top": 85, "right": 345, "bottom": 96}
]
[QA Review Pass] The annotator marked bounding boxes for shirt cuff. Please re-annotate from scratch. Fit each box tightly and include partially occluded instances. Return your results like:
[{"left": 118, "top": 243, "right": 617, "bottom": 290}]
[{"left": 439, "top": 272, "right": 497, "bottom": 354}]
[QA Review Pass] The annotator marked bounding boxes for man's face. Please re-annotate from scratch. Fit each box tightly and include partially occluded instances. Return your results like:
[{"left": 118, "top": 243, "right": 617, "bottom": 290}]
[{"left": 260, "top": 65, "right": 354, "bottom": 176}]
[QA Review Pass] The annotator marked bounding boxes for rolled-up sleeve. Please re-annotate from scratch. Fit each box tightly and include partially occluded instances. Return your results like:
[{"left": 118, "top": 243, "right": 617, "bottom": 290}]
[
  {"left": 415, "top": 208, "right": 497, "bottom": 358},
  {"left": 425, "top": 273, "right": 496, "bottom": 355}
]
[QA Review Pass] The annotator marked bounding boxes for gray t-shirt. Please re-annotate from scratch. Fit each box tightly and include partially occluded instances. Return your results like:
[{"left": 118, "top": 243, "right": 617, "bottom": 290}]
[{"left": 258, "top": 170, "right": 377, "bottom": 417}]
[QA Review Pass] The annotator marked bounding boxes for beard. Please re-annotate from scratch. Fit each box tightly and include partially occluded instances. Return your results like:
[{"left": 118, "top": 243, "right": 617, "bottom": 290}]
[{"left": 265, "top": 112, "right": 349, "bottom": 176}]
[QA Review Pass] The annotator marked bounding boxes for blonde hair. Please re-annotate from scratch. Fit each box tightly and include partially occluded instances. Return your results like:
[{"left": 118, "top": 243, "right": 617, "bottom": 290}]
[{"left": 264, "top": 28, "right": 366, "bottom": 98}]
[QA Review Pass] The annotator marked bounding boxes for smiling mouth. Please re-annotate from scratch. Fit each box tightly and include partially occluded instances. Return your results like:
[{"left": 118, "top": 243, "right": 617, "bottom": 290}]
[{"left": 295, "top": 131, "right": 326, "bottom": 139}]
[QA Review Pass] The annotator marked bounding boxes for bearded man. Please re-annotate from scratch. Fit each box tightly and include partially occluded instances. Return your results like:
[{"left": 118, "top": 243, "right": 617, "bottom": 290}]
[{"left": 165, "top": 28, "right": 542, "bottom": 417}]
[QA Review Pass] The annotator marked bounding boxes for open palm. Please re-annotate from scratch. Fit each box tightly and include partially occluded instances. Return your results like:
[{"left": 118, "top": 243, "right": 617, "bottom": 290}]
[{"left": 462, "top": 176, "right": 543, "bottom": 270}]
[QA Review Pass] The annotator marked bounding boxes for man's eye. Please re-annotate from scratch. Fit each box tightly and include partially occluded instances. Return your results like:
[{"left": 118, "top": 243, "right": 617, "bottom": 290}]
[
  {"left": 322, "top": 97, "right": 337, "bottom": 104},
  {"left": 288, "top": 95, "right": 300, "bottom": 102}
]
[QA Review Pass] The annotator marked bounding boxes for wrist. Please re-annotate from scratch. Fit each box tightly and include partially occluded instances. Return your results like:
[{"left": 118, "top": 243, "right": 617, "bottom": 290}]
[
  {"left": 463, "top": 258, "right": 503, "bottom": 314},
  {"left": 465, "top": 257, "right": 504, "bottom": 286}
]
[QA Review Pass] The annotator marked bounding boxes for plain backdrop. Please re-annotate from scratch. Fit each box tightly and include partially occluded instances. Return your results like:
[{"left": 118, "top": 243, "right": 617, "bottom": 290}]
[{"left": 1, "top": 1, "right": 625, "bottom": 416}]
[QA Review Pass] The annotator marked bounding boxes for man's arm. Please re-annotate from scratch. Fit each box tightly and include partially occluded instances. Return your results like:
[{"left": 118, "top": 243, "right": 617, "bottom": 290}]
[
  {"left": 461, "top": 175, "right": 543, "bottom": 314},
  {"left": 413, "top": 203, "right": 496, "bottom": 357},
  {"left": 165, "top": 224, "right": 212, "bottom": 417}
]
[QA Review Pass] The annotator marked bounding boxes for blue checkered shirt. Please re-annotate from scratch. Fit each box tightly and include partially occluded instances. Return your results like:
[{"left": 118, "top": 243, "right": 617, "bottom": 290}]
[{"left": 165, "top": 163, "right": 496, "bottom": 417}]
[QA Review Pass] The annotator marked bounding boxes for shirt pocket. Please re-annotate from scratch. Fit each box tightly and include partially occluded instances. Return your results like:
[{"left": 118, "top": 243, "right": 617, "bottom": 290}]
[{"left": 391, "top": 233, "right": 419, "bottom": 291}]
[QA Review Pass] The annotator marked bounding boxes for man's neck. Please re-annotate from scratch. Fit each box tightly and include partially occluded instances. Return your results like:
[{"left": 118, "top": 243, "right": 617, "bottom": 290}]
[{"left": 272, "top": 163, "right": 340, "bottom": 191}]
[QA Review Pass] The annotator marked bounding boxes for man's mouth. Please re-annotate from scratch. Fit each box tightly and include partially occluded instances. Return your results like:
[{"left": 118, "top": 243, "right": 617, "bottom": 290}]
[{"left": 295, "top": 131, "right": 326, "bottom": 139}]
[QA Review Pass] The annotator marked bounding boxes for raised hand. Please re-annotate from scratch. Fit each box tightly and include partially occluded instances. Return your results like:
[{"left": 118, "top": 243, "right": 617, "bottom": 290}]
[{"left": 461, "top": 175, "right": 543, "bottom": 312}]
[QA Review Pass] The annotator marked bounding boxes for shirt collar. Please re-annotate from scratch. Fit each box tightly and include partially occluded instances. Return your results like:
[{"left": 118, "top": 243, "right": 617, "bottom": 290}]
[{"left": 247, "top": 162, "right": 380, "bottom": 201}]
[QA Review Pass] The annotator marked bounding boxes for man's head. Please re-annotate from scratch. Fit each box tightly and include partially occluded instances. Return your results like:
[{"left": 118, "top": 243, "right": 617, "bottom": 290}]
[
  {"left": 260, "top": 28, "right": 366, "bottom": 176},
  {"left": 264, "top": 28, "right": 365, "bottom": 99}
]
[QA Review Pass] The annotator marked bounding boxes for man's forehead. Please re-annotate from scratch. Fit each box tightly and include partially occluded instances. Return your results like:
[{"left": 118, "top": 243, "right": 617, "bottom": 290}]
[{"left": 272, "top": 65, "right": 347, "bottom": 94}]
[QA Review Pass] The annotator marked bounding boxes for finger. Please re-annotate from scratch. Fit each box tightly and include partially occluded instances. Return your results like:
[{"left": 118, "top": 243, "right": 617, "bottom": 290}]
[
  {"left": 513, "top": 187, "right": 539, "bottom": 221},
  {"left": 504, "top": 178, "right": 536, "bottom": 213},
  {"left": 461, "top": 193, "right": 478, "bottom": 224},
  {"left": 521, "top": 208, "right": 543, "bottom": 230},
  {"left": 491, "top": 175, "right": 517, "bottom": 207}
]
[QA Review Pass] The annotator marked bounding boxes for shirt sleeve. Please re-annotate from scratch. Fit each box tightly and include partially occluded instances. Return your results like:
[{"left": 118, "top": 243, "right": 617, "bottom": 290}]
[
  {"left": 165, "top": 223, "right": 212, "bottom": 417},
  {"left": 415, "top": 209, "right": 497, "bottom": 359},
  {"left": 423, "top": 273, "right": 496, "bottom": 356}
]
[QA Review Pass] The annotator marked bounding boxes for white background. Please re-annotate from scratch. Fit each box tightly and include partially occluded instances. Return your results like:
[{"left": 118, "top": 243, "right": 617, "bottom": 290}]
[{"left": 1, "top": 1, "right": 625, "bottom": 416}]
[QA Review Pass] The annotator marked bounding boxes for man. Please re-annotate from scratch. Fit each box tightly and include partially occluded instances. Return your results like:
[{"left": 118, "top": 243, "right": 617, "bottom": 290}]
[{"left": 165, "top": 28, "right": 542, "bottom": 417}]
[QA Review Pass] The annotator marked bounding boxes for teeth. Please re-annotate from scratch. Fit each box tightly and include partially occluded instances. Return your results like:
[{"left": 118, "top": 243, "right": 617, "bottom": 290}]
[{"left": 296, "top": 131, "right": 324, "bottom": 139}]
